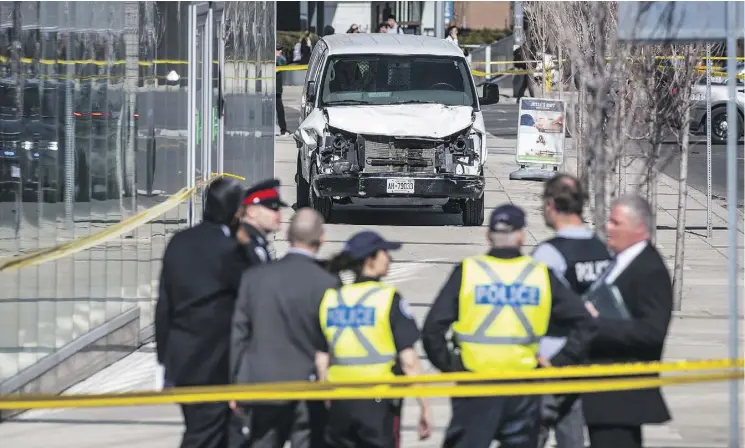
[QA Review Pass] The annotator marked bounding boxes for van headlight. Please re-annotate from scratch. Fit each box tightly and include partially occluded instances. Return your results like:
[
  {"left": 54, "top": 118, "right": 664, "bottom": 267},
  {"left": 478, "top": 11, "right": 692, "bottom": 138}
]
[
  {"left": 47, "top": 141, "right": 58, "bottom": 151},
  {"left": 469, "top": 132, "right": 483, "bottom": 155},
  {"left": 22, "top": 141, "right": 32, "bottom": 150}
]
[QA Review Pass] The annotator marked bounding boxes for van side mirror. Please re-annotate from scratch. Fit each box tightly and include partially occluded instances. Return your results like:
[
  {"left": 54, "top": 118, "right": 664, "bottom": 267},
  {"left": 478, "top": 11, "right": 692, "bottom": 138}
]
[
  {"left": 480, "top": 83, "right": 500, "bottom": 105},
  {"left": 307, "top": 81, "right": 317, "bottom": 104}
]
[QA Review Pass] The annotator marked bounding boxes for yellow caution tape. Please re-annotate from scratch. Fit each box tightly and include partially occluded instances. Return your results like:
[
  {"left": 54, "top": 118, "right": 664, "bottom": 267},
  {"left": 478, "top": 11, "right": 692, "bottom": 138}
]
[
  {"left": 0, "top": 367, "right": 739, "bottom": 410},
  {"left": 0, "top": 56, "right": 274, "bottom": 66},
  {"left": 0, "top": 172, "right": 244, "bottom": 272}
]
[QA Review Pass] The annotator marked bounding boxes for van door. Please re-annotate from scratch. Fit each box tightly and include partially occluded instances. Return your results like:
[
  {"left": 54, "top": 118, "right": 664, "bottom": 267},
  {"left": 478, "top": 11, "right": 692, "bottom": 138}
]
[{"left": 301, "top": 43, "right": 327, "bottom": 121}]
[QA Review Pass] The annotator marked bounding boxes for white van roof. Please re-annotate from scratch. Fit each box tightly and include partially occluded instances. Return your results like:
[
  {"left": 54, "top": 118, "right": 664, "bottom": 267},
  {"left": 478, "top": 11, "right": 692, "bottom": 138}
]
[{"left": 321, "top": 33, "right": 465, "bottom": 58}]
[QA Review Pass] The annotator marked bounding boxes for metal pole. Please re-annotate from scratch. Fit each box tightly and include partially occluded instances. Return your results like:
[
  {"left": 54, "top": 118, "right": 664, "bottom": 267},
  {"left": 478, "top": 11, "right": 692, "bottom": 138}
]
[
  {"left": 725, "top": 3, "right": 740, "bottom": 446},
  {"left": 186, "top": 4, "right": 197, "bottom": 227},
  {"left": 217, "top": 10, "right": 225, "bottom": 175},
  {"left": 706, "top": 44, "right": 712, "bottom": 239},
  {"left": 202, "top": 6, "right": 213, "bottom": 183},
  {"left": 514, "top": 2, "right": 523, "bottom": 46},
  {"left": 558, "top": 46, "right": 564, "bottom": 101},
  {"left": 434, "top": 1, "right": 444, "bottom": 39}
]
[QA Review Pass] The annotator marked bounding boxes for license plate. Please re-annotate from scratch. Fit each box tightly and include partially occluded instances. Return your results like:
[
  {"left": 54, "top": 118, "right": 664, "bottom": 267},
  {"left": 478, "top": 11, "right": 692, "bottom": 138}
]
[
  {"left": 10, "top": 165, "right": 19, "bottom": 178},
  {"left": 386, "top": 178, "right": 415, "bottom": 194}
]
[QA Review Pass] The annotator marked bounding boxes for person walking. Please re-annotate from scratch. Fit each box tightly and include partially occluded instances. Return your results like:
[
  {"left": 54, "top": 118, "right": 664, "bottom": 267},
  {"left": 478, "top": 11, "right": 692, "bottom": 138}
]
[
  {"left": 315, "top": 231, "right": 432, "bottom": 448},
  {"left": 532, "top": 174, "right": 613, "bottom": 448},
  {"left": 229, "top": 208, "right": 338, "bottom": 447},
  {"left": 582, "top": 194, "right": 673, "bottom": 448},
  {"left": 155, "top": 176, "right": 248, "bottom": 448},
  {"left": 275, "top": 44, "right": 289, "bottom": 137},
  {"left": 422, "top": 204, "right": 596, "bottom": 448}
]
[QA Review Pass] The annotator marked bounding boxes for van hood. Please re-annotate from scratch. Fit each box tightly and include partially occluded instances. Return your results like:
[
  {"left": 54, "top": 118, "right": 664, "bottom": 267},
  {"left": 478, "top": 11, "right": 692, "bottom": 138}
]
[{"left": 325, "top": 104, "right": 475, "bottom": 138}]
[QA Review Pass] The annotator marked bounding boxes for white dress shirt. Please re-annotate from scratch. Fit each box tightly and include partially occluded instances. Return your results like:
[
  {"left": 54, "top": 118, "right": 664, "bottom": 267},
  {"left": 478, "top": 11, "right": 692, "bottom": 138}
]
[{"left": 605, "top": 240, "right": 648, "bottom": 284}]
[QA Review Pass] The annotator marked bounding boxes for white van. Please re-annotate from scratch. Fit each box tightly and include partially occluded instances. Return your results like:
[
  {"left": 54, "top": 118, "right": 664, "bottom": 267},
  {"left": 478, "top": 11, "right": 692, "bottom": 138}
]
[{"left": 293, "top": 33, "right": 488, "bottom": 226}]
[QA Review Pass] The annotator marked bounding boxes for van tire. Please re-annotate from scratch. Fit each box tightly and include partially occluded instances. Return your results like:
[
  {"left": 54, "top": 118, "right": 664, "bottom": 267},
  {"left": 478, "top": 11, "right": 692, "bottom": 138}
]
[
  {"left": 309, "top": 164, "right": 332, "bottom": 221},
  {"left": 462, "top": 194, "right": 485, "bottom": 227}
]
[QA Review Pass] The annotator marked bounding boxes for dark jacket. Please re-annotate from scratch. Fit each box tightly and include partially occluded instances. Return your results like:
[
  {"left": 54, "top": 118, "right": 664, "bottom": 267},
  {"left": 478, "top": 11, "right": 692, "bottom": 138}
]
[
  {"left": 582, "top": 243, "right": 672, "bottom": 426},
  {"left": 422, "top": 248, "right": 597, "bottom": 372},
  {"left": 231, "top": 250, "right": 341, "bottom": 390},
  {"left": 155, "top": 221, "right": 252, "bottom": 387}
]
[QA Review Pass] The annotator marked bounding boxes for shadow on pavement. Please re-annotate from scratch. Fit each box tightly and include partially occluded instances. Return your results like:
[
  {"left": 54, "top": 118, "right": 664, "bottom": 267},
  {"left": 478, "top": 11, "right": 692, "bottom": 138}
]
[{"left": 326, "top": 206, "right": 466, "bottom": 227}]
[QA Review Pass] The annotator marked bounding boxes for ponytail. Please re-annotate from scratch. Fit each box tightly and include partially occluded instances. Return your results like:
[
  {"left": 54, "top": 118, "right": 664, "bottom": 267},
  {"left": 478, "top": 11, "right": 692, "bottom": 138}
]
[{"left": 327, "top": 251, "right": 364, "bottom": 277}]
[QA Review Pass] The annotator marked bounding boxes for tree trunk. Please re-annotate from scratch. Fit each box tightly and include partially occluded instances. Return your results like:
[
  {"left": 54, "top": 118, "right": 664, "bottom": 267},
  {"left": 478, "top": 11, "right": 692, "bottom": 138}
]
[{"left": 673, "top": 108, "right": 691, "bottom": 311}]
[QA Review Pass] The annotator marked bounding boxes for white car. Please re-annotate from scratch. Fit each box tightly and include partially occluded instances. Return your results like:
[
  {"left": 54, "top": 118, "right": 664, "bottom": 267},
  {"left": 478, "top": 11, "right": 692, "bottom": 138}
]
[
  {"left": 690, "top": 65, "right": 744, "bottom": 144},
  {"left": 293, "top": 33, "right": 488, "bottom": 226}
]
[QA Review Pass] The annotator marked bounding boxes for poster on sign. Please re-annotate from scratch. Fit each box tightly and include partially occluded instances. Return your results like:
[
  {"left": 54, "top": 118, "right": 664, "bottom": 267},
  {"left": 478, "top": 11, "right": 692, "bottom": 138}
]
[{"left": 515, "top": 98, "right": 566, "bottom": 166}]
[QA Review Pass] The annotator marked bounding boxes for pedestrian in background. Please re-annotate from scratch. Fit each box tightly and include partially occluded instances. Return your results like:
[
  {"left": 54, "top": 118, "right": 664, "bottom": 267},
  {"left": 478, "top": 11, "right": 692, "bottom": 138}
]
[
  {"left": 230, "top": 208, "right": 338, "bottom": 448},
  {"left": 386, "top": 14, "right": 404, "bottom": 34},
  {"left": 532, "top": 174, "right": 612, "bottom": 448},
  {"left": 422, "top": 204, "right": 596, "bottom": 448},
  {"left": 155, "top": 177, "right": 247, "bottom": 448},
  {"left": 317, "top": 231, "right": 432, "bottom": 448},
  {"left": 275, "top": 44, "right": 289, "bottom": 137},
  {"left": 582, "top": 195, "right": 672, "bottom": 448},
  {"left": 377, "top": 23, "right": 389, "bottom": 33},
  {"left": 346, "top": 23, "right": 359, "bottom": 33}
]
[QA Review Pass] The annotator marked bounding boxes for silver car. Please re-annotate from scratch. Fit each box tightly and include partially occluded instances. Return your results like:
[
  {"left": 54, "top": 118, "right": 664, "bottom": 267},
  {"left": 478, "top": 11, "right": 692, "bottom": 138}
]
[{"left": 690, "top": 65, "right": 744, "bottom": 144}]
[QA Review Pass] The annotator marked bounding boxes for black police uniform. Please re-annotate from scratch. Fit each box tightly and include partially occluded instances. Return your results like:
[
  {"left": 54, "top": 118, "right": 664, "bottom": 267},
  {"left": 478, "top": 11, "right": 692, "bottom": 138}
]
[
  {"left": 155, "top": 177, "right": 249, "bottom": 448},
  {"left": 321, "top": 232, "right": 421, "bottom": 448},
  {"left": 533, "top": 228, "right": 612, "bottom": 448},
  {"left": 422, "top": 205, "right": 597, "bottom": 448},
  {"left": 228, "top": 178, "right": 288, "bottom": 446}
]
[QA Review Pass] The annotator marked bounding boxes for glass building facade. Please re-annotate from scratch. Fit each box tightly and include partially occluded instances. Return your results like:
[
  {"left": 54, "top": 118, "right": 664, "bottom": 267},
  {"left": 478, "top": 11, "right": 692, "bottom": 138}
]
[{"left": 0, "top": 1, "right": 275, "bottom": 397}]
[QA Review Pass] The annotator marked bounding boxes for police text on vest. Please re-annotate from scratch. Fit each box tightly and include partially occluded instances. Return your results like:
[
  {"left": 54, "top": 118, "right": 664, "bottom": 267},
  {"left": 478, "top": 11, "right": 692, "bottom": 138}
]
[
  {"left": 474, "top": 282, "right": 540, "bottom": 306},
  {"left": 327, "top": 305, "right": 377, "bottom": 328},
  {"left": 575, "top": 260, "right": 612, "bottom": 283}
]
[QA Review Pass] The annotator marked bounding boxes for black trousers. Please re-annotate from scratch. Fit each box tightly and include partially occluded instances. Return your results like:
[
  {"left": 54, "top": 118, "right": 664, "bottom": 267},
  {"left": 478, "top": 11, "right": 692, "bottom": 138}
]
[
  {"left": 230, "top": 401, "right": 327, "bottom": 448},
  {"left": 444, "top": 395, "right": 540, "bottom": 448},
  {"left": 325, "top": 399, "right": 402, "bottom": 448},
  {"left": 180, "top": 402, "right": 231, "bottom": 448},
  {"left": 588, "top": 425, "right": 642, "bottom": 448},
  {"left": 276, "top": 93, "right": 287, "bottom": 134}
]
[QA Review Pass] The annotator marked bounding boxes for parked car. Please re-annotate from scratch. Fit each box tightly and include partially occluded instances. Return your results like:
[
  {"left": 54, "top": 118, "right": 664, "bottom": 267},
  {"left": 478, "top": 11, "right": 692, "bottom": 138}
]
[
  {"left": 294, "top": 34, "right": 488, "bottom": 226},
  {"left": 689, "top": 63, "right": 745, "bottom": 144},
  {"left": 0, "top": 76, "right": 138, "bottom": 202}
]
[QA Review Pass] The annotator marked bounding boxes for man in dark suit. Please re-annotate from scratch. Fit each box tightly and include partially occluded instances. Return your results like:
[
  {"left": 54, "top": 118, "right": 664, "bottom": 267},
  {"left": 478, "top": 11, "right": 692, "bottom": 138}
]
[
  {"left": 155, "top": 177, "right": 248, "bottom": 448},
  {"left": 582, "top": 194, "right": 673, "bottom": 448},
  {"left": 230, "top": 207, "right": 340, "bottom": 448}
]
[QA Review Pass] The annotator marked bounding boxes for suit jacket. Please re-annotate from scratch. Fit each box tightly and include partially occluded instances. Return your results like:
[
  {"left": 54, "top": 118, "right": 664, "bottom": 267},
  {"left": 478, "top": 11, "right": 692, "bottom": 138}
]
[
  {"left": 582, "top": 243, "right": 673, "bottom": 426},
  {"left": 154, "top": 221, "right": 251, "bottom": 387},
  {"left": 230, "top": 252, "right": 341, "bottom": 389}
]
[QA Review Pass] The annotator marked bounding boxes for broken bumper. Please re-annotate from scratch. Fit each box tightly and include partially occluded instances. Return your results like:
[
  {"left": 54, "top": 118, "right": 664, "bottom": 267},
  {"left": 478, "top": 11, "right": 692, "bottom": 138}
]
[{"left": 313, "top": 172, "right": 485, "bottom": 200}]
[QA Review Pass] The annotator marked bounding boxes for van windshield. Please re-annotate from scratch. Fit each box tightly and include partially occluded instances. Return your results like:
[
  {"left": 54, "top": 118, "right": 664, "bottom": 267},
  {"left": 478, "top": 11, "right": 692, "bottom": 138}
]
[{"left": 319, "top": 54, "right": 478, "bottom": 108}]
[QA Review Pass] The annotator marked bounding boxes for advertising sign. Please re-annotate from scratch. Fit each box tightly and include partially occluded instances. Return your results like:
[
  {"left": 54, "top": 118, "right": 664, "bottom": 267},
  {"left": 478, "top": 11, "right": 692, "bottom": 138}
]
[
  {"left": 515, "top": 98, "right": 566, "bottom": 166},
  {"left": 444, "top": 1, "right": 454, "bottom": 23}
]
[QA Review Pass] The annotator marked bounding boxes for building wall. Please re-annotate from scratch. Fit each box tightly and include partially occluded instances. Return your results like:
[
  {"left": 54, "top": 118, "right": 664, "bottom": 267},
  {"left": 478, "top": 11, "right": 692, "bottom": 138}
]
[{"left": 454, "top": 1, "right": 512, "bottom": 30}]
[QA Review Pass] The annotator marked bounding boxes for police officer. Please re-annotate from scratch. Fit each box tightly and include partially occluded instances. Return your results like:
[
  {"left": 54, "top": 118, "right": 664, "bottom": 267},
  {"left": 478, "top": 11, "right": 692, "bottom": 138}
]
[
  {"left": 235, "top": 178, "right": 287, "bottom": 264},
  {"left": 228, "top": 178, "right": 287, "bottom": 443},
  {"left": 316, "top": 231, "right": 432, "bottom": 448},
  {"left": 532, "top": 173, "right": 612, "bottom": 448},
  {"left": 422, "top": 204, "right": 596, "bottom": 448},
  {"left": 155, "top": 176, "right": 247, "bottom": 448}
]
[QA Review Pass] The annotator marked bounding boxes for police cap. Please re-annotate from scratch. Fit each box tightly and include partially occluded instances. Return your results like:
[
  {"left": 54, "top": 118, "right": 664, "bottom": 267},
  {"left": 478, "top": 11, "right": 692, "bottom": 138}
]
[
  {"left": 489, "top": 204, "right": 526, "bottom": 233},
  {"left": 242, "top": 178, "right": 288, "bottom": 210},
  {"left": 203, "top": 177, "right": 244, "bottom": 225},
  {"left": 343, "top": 230, "right": 402, "bottom": 260}
]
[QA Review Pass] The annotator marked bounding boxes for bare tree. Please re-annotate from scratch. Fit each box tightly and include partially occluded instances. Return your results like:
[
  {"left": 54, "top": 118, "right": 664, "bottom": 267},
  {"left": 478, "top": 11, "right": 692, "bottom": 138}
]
[{"left": 667, "top": 45, "right": 704, "bottom": 310}]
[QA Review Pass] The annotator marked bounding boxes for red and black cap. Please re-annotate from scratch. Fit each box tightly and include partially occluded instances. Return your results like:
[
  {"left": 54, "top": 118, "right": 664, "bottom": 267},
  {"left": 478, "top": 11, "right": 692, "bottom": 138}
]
[{"left": 242, "top": 178, "right": 287, "bottom": 210}]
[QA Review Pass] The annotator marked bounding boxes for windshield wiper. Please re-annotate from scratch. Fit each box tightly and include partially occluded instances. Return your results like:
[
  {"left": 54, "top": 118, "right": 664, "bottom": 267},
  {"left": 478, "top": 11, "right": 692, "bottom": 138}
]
[
  {"left": 390, "top": 100, "right": 440, "bottom": 104},
  {"left": 324, "top": 99, "right": 372, "bottom": 105}
]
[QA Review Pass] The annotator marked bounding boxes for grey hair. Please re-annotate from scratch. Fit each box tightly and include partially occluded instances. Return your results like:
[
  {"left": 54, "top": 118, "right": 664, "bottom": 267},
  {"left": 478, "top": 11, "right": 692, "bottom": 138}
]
[
  {"left": 612, "top": 194, "right": 653, "bottom": 234},
  {"left": 488, "top": 230, "right": 523, "bottom": 248}
]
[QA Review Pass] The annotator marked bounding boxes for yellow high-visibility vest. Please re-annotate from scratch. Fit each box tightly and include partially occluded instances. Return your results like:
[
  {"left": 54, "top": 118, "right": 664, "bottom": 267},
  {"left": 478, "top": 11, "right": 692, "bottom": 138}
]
[
  {"left": 453, "top": 254, "right": 552, "bottom": 372},
  {"left": 319, "top": 282, "right": 397, "bottom": 382}
]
